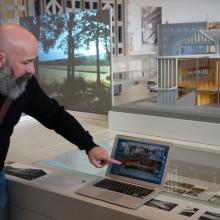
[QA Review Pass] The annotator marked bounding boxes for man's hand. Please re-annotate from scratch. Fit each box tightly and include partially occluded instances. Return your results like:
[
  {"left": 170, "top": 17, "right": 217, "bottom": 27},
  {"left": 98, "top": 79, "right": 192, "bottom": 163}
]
[{"left": 88, "top": 146, "right": 121, "bottom": 168}]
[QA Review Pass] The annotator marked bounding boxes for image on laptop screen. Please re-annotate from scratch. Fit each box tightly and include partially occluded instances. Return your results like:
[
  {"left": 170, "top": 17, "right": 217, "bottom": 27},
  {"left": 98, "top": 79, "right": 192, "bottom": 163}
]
[{"left": 109, "top": 138, "right": 170, "bottom": 185}]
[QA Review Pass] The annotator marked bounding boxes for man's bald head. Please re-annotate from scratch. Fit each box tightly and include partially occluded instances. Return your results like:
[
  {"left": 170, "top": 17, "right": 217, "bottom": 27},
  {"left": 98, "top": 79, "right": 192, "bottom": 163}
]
[
  {"left": 0, "top": 23, "right": 38, "bottom": 76},
  {"left": 0, "top": 23, "right": 38, "bottom": 56}
]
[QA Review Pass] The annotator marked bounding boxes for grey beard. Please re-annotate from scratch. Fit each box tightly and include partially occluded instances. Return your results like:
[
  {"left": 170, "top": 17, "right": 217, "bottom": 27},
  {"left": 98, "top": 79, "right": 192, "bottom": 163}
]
[{"left": 0, "top": 63, "right": 31, "bottom": 100}]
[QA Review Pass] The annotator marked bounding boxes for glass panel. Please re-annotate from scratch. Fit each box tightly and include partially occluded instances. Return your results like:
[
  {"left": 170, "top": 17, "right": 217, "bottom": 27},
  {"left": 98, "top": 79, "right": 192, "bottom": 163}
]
[
  {"left": 209, "top": 45, "right": 216, "bottom": 53},
  {"left": 118, "top": 26, "right": 122, "bottom": 43},
  {"left": 75, "top": 1, "right": 81, "bottom": 8},
  {"left": 93, "top": 2, "right": 98, "bottom": 9},
  {"left": 38, "top": 137, "right": 220, "bottom": 208},
  {"left": 6, "top": 0, "right": 13, "bottom": 5},
  {"left": 56, "top": 5, "right": 60, "bottom": 12},
  {"left": 84, "top": 2, "right": 90, "bottom": 9},
  {"left": 66, "top": 0, "right": 72, "bottom": 8},
  {"left": 112, "top": 36, "right": 115, "bottom": 43},
  {"left": 118, "top": 4, "right": 122, "bottom": 21},
  {"left": 112, "top": 48, "right": 115, "bottom": 54},
  {"left": 34, "top": 0, "right": 41, "bottom": 15},
  {"left": 7, "top": 10, "right": 14, "bottom": 18},
  {"left": 18, "top": 0, "right": 25, "bottom": 5},
  {"left": 18, "top": 10, "right": 25, "bottom": 17}
]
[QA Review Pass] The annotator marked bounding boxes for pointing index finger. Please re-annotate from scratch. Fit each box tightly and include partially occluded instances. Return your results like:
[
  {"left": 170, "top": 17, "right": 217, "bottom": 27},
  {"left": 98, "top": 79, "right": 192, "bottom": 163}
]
[{"left": 108, "top": 157, "right": 122, "bottom": 165}]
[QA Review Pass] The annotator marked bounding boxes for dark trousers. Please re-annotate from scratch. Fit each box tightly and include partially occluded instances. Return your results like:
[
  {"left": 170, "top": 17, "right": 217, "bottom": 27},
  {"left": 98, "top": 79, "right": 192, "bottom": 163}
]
[{"left": 0, "top": 170, "right": 8, "bottom": 220}]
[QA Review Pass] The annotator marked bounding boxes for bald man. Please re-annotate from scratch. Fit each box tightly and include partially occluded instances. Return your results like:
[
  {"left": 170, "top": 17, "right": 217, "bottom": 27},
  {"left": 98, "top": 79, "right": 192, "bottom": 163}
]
[{"left": 0, "top": 23, "right": 120, "bottom": 220}]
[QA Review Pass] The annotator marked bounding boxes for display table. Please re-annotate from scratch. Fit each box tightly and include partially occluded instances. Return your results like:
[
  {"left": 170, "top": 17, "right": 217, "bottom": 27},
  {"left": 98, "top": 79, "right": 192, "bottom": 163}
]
[
  {"left": 7, "top": 168, "right": 220, "bottom": 220},
  {"left": 5, "top": 114, "right": 220, "bottom": 220},
  {"left": 7, "top": 137, "right": 220, "bottom": 220}
]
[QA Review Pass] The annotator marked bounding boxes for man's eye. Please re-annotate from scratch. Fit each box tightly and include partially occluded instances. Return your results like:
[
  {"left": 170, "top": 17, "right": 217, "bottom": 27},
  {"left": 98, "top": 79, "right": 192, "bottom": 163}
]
[
  {"left": 22, "top": 59, "right": 35, "bottom": 65},
  {"left": 22, "top": 61, "right": 31, "bottom": 65}
]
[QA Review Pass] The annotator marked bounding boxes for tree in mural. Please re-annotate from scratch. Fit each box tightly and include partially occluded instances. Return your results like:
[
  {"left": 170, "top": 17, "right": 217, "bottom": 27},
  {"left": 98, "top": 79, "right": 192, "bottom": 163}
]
[
  {"left": 81, "top": 10, "right": 111, "bottom": 84},
  {"left": 57, "top": 12, "right": 87, "bottom": 81},
  {"left": 38, "top": 13, "right": 78, "bottom": 81}
]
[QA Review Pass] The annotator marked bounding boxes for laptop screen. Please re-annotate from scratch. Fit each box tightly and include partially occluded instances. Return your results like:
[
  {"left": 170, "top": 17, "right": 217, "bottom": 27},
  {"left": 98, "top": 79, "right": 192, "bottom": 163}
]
[{"left": 109, "top": 138, "right": 170, "bottom": 185}]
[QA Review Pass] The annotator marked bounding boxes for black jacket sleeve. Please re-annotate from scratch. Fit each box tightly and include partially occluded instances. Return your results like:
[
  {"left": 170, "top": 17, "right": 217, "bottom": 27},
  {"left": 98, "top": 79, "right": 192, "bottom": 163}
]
[{"left": 23, "top": 77, "right": 97, "bottom": 153}]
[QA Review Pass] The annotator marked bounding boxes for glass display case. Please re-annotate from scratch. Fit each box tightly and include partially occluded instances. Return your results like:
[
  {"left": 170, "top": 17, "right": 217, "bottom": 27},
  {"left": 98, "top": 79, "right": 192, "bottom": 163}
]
[{"left": 38, "top": 136, "right": 220, "bottom": 210}]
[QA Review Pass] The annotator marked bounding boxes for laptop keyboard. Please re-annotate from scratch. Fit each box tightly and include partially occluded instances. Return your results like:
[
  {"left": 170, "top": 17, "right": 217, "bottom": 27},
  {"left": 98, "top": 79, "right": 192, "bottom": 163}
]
[{"left": 94, "top": 179, "right": 154, "bottom": 198}]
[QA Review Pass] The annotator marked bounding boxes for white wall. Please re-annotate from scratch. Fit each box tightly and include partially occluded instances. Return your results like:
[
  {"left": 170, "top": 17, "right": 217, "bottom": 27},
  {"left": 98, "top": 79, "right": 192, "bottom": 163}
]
[
  {"left": 112, "top": 54, "right": 155, "bottom": 73},
  {"left": 128, "top": 0, "right": 220, "bottom": 53}
]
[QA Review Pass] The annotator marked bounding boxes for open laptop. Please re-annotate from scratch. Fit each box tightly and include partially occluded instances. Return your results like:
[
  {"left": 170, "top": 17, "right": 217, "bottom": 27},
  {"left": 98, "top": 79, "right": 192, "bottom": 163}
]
[{"left": 76, "top": 135, "right": 172, "bottom": 209}]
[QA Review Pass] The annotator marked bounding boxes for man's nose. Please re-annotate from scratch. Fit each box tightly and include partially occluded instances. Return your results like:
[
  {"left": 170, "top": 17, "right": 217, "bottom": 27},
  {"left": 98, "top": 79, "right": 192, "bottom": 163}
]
[{"left": 26, "top": 63, "right": 35, "bottom": 74}]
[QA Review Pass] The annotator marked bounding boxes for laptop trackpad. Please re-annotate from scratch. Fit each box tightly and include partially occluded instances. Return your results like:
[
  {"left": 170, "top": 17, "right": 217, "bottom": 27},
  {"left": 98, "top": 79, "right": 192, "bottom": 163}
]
[{"left": 97, "top": 191, "right": 122, "bottom": 201}]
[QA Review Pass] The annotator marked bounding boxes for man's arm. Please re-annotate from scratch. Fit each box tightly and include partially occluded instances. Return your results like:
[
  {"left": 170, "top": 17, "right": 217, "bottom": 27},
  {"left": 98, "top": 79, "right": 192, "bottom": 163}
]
[
  {"left": 23, "top": 77, "right": 121, "bottom": 166},
  {"left": 24, "top": 77, "right": 96, "bottom": 152}
]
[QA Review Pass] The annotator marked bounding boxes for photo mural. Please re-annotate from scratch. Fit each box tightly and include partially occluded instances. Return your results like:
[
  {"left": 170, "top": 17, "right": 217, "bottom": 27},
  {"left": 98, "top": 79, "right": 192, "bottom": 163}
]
[
  {"left": 20, "top": 10, "right": 111, "bottom": 115},
  {"left": 141, "top": 6, "right": 161, "bottom": 46}
]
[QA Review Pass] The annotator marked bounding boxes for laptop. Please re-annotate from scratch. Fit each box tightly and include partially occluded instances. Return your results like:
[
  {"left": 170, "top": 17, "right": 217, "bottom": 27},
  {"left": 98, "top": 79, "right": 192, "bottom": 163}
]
[{"left": 76, "top": 135, "right": 172, "bottom": 209}]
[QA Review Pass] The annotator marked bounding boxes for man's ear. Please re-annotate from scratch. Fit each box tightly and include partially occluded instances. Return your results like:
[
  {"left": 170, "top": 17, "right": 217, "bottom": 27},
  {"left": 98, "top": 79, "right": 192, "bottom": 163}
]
[{"left": 0, "top": 52, "right": 7, "bottom": 68}]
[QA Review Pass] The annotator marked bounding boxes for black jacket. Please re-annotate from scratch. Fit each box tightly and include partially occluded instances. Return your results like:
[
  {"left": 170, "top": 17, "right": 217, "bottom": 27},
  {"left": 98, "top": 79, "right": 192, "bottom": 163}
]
[{"left": 0, "top": 77, "right": 96, "bottom": 170}]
